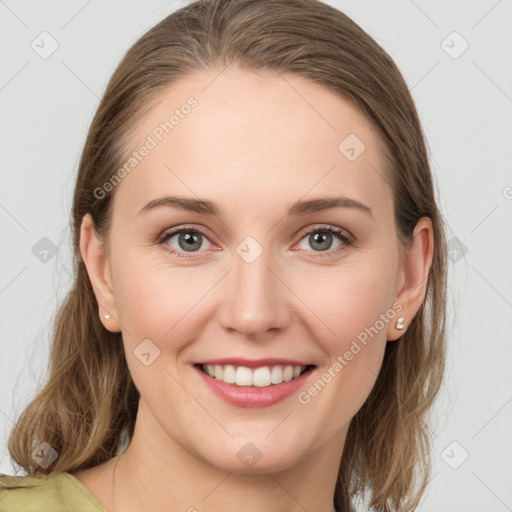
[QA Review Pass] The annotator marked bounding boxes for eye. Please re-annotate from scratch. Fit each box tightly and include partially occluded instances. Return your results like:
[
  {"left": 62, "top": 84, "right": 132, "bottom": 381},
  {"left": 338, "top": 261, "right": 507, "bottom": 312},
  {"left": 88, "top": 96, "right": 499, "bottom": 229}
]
[
  {"left": 158, "top": 226, "right": 215, "bottom": 258},
  {"left": 294, "top": 225, "right": 353, "bottom": 257},
  {"left": 158, "top": 224, "right": 353, "bottom": 259}
]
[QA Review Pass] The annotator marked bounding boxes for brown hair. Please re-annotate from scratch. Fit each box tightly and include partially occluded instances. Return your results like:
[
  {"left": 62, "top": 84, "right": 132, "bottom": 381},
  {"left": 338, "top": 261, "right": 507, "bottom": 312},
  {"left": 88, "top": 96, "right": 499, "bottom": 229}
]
[{"left": 6, "top": 1, "right": 447, "bottom": 510}]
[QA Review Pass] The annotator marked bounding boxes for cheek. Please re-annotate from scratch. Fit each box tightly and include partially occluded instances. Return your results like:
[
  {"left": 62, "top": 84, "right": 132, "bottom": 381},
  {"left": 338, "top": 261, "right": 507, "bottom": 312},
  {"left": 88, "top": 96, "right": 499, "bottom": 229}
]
[
  {"left": 112, "top": 248, "right": 206, "bottom": 337},
  {"left": 291, "top": 261, "right": 394, "bottom": 418},
  {"left": 294, "top": 258, "right": 396, "bottom": 346},
  {"left": 114, "top": 261, "right": 203, "bottom": 400}
]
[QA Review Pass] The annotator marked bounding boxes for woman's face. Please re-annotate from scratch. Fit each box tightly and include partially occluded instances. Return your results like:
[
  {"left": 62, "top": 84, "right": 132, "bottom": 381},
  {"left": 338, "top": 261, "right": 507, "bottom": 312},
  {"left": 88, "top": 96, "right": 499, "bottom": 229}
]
[{"left": 84, "top": 67, "right": 423, "bottom": 473}]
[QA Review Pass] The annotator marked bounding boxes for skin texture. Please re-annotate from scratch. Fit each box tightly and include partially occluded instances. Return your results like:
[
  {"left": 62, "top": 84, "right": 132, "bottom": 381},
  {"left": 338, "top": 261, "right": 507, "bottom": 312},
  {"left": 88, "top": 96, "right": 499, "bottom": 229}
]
[{"left": 74, "top": 67, "right": 434, "bottom": 512}]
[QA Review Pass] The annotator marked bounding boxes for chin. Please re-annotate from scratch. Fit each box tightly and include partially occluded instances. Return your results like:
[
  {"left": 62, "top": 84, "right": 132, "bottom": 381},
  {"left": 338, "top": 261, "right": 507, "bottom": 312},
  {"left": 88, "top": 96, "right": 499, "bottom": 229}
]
[{"left": 195, "top": 434, "right": 310, "bottom": 474}]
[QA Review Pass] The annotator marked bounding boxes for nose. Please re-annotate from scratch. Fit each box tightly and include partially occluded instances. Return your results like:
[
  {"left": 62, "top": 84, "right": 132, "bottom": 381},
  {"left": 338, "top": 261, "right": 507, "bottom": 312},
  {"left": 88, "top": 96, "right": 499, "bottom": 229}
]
[{"left": 216, "top": 246, "right": 292, "bottom": 338}]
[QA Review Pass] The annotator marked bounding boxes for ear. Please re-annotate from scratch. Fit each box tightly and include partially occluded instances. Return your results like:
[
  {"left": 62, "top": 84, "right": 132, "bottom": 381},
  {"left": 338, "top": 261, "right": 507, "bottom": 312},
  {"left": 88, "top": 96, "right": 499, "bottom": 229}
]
[
  {"left": 79, "top": 213, "right": 120, "bottom": 332},
  {"left": 387, "top": 216, "right": 434, "bottom": 341}
]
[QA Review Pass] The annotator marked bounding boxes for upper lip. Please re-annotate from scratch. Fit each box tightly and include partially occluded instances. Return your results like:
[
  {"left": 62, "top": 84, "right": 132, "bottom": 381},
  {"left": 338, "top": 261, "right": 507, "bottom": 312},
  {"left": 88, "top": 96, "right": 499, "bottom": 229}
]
[{"left": 195, "top": 358, "right": 314, "bottom": 369}]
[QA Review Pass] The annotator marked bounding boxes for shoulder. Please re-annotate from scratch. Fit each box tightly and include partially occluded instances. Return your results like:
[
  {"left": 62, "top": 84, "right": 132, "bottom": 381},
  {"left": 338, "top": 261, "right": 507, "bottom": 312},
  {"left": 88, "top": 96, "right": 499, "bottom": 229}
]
[{"left": 0, "top": 472, "right": 107, "bottom": 512}]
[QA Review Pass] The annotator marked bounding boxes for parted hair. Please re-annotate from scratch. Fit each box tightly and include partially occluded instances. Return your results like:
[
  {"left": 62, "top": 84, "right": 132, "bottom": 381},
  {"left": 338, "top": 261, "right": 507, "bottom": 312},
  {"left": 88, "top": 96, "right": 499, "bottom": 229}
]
[{"left": 7, "top": 1, "right": 447, "bottom": 511}]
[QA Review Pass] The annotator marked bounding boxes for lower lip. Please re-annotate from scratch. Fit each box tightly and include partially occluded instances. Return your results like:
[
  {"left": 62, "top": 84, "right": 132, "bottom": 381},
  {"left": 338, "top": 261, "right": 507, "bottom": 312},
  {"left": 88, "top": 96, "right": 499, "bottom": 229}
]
[{"left": 194, "top": 365, "right": 314, "bottom": 408}]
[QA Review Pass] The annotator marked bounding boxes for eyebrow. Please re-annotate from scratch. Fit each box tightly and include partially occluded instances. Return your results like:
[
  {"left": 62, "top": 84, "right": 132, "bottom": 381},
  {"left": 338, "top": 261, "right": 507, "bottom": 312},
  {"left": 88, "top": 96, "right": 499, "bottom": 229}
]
[{"left": 138, "top": 195, "right": 373, "bottom": 218}]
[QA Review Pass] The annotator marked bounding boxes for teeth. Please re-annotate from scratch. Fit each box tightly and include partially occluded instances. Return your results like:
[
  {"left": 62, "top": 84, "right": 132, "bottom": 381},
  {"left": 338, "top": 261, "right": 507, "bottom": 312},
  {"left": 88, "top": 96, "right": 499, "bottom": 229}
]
[
  {"left": 223, "top": 364, "right": 236, "bottom": 384},
  {"left": 202, "top": 364, "right": 307, "bottom": 387},
  {"left": 253, "top": 367, "right": 271, "bottom": 387},
  {"left": 283, "top": 365, "right": 294, "bottom": 382},
  {"left": 271, "top": 365, "right": 283, "bottom": 384},
  {"left": 235, "top": 366, "right": 252, "bottom": 386}
]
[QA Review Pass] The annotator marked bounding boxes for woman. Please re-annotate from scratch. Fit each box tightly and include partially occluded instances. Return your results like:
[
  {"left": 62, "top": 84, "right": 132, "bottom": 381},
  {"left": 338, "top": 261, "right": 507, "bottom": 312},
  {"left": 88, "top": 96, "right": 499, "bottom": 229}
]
[{"left": 0, "top": 0, "right": 447, "bottom": 510}]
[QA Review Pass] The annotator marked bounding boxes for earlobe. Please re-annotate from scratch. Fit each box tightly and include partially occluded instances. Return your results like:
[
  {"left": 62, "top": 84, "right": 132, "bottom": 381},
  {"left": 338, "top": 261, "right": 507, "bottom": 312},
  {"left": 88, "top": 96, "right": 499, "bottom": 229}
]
[
  {"left": 387, "top": 217, "right": 434, "bottom": 341},
  {"left": 79, "top": 213, "right": 120, "bottom": 332}
]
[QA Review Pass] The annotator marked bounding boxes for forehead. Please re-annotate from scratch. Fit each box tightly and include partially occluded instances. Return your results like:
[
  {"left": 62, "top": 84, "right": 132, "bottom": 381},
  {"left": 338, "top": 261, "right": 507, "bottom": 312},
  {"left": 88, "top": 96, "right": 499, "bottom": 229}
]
[{"left": 112, "top": 67, "right": 393, "bottom": 221}]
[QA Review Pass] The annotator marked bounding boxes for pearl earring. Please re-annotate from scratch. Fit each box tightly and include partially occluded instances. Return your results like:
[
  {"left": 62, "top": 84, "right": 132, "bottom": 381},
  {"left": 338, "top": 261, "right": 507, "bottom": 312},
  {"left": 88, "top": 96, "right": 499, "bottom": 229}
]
[
  {"left": 104, "top": 314, "right": 111, "bottom": 319},
  {"left": 396, "top": 317, "right": 405, "bottom": 330}
]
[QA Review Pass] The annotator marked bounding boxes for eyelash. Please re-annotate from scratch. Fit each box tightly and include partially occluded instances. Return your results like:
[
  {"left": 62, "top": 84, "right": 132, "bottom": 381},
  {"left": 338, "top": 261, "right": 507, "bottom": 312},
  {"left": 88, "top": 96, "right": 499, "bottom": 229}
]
[{"left": 157, "top": 224, "right": 354, "bottom": 259}]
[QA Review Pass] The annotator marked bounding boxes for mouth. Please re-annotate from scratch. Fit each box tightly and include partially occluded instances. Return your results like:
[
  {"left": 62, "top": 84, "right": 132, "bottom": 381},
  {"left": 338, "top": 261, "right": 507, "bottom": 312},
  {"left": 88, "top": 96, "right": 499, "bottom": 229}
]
[
  {"left": 195, "top": 362, "right": 314, "bottom": 387},
  {"left": 193, "top": 360, "right": 316, "bottom": 408}
]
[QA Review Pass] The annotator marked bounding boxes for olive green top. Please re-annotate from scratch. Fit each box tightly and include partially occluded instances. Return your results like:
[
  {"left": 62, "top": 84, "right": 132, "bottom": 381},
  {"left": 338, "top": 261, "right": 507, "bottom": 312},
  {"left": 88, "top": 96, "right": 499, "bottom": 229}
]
[{"left": 0, "top": 472, "right": 107, "bottom": 511}]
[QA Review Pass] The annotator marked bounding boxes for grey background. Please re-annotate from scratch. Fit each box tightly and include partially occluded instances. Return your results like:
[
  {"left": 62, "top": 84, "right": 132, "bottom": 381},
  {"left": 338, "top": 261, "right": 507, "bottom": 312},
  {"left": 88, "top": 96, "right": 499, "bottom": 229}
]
[{"left": 1, "top": 1, "right": 511, "bottom": 511}]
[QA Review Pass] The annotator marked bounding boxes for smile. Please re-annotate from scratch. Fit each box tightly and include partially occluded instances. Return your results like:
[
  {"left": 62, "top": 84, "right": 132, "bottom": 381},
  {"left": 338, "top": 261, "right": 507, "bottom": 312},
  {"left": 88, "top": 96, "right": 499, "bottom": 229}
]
[
  {"left": 199, "top": 363, "right": 311, "bottom": 387},
  {"left": 193, "top": 359, "right": 316, "bottom": 408}
]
